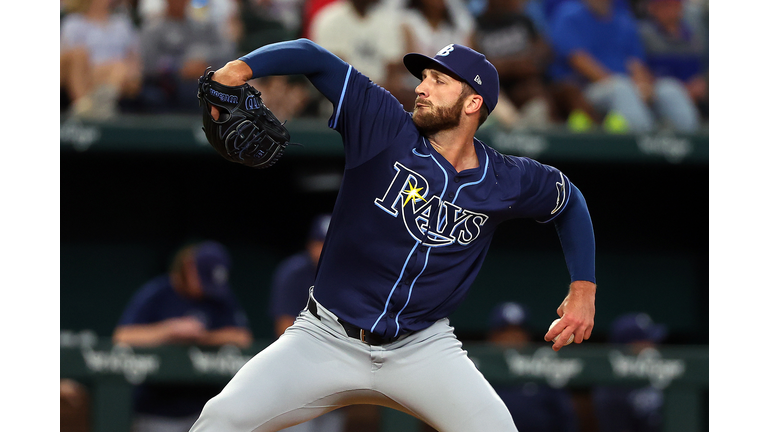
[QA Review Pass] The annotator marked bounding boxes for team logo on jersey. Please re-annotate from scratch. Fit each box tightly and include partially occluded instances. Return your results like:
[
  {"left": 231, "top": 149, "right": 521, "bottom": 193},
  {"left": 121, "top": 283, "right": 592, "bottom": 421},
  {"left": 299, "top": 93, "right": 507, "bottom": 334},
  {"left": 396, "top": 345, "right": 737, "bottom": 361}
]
[
  {"left": 374, "top": 162, "right": 488, "bottom": 247},
  {"left": 551, "top": 172, "right": 567, "bottom": 215}
]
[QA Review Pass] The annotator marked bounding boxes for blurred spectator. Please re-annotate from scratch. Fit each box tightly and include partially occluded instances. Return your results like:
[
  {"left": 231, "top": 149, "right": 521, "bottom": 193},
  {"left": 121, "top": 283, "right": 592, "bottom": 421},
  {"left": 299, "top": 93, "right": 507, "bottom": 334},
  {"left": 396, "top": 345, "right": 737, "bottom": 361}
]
[
  {"left": 547, "top": 0, "right": 700, "bottom": 132},
  {"left": 236, "top": 0, "right": 298, "bottom": 55},
  {"left": 487, "top": 302, "right": 579, "bottom": 432},
  {"left": 301, "top": 0, "right": 339, "bottom": 39},
  {"left": 681, "top": 0, "right": 708, "bottom": 44},
  {"left": 250, "top": 0, "right": 305, "bottom": 36},
  {"left": 113, "top": 240, "right": 252, "bottom": 432},
  {"left": 60, "top": 0, "right": 143, "bottom": 119},
  {"left": 592, "top": 312, "right": 668, "bottom": 432},
  {"left": 402, "top": 0, "right": 475, "bottom": 55},
  {"left": 138, "top": 0, "right": 233, "bottom": 112},
  {"left": 638, "top": 0, "right": 708, "bottom": 121},
  {"left": 138, "top": 0, "right": 241, "bottom": 46},
  {"left": 472, "top": 0, "right": 601, "bottom": 130},
  {"left": 542, "top": 0, "right": 631, "bottom": 22},
  {"left": 268, "top": 214, "right": 347, "bottom": 432},
  {"left": 524, "top": 0, "right": 551, "bottom": 35},
  {"left": 466, "top": 0, "right": 570, "bottom": 36},
  {"left": 309, "top": 0, "right": 406, "bottom": 94}
]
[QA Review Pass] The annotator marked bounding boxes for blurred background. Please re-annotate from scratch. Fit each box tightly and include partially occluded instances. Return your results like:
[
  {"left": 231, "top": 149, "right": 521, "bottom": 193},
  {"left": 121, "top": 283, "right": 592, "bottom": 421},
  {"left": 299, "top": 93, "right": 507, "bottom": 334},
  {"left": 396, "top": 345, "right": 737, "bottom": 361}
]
[{"left": 60, "top": 0, "right": 709, "bottom": 431}]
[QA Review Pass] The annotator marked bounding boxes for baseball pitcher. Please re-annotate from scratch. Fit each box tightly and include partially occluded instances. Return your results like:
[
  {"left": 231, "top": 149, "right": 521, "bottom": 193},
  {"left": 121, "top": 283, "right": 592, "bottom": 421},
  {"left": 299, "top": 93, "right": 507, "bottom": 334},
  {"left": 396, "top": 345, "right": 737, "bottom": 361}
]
[{"left": 192, "top": 39, "right": 597, "bottom": 432}]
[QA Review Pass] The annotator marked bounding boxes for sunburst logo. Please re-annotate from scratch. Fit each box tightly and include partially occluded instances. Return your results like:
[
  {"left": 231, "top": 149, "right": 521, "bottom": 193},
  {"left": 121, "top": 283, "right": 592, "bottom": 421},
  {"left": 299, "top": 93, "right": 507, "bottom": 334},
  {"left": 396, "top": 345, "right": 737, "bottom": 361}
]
[{"left": 403, "top": 181, "right": 426, "bottom": 206}]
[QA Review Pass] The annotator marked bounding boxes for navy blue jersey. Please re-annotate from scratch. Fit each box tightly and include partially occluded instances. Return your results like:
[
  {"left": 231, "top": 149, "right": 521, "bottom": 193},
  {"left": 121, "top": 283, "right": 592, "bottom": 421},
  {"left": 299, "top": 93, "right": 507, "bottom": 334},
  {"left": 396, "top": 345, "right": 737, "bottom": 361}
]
[
  {"left": 312, "top": 66, "right": 572, "bottom": 339},
  {"left": 117, "top": 275, "right": 250, "bottom": 330}
]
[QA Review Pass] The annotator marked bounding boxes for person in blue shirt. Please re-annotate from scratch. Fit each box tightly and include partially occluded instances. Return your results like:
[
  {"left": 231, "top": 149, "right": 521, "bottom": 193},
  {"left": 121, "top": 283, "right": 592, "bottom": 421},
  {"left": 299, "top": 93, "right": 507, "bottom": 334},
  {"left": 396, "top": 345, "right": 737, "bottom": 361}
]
[
  {"left": 472, "top": 0, "right": 602, "bottom": 130},
  {"left": 113, "top": 240, "right": 252, "bottom": 432},
  {"left": 487, "top": 302, "right": 580, "bottom": 432},
  {"left": 190, "top": 39, "right": 596, "bottom": 432},
  {"left": 547, "top": 0, "right": 700, "bottom": 132},
  {"left": 638, "top": 0, "right": 708, "bottom": 120}
]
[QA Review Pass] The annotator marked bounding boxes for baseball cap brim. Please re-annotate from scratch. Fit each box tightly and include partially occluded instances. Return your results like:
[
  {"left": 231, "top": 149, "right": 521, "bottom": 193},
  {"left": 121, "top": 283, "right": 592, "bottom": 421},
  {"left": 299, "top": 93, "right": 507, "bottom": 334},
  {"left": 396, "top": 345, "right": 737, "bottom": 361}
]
[{"left": 403, "top": 53, "right": 462, "bottom": 83}]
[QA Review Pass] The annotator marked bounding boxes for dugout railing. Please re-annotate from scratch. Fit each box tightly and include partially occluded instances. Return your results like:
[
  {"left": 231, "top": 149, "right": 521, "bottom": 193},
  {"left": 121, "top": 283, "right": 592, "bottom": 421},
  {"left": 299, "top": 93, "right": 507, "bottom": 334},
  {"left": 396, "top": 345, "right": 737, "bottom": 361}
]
[{"left": 60, "top": 340, "right": 708, "bottom": 432}]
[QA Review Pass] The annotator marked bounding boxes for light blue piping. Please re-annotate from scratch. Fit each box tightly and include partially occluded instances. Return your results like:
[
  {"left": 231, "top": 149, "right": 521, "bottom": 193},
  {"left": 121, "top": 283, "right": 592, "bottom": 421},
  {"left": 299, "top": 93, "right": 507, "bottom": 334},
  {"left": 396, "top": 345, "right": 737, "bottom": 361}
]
[
  {"left": 330, "top": 65, "right": 353, "bottom": 129},
  {"left": 371, "top": 242, "right": 420, "bottom": 333}
]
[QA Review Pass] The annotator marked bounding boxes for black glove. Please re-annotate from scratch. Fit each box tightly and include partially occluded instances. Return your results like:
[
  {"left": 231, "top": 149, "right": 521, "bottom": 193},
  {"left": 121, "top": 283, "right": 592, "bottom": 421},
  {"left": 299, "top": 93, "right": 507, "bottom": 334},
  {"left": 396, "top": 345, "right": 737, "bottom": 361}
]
[{"left": 197, "top": 68, "right": 292, "bottom": 169}]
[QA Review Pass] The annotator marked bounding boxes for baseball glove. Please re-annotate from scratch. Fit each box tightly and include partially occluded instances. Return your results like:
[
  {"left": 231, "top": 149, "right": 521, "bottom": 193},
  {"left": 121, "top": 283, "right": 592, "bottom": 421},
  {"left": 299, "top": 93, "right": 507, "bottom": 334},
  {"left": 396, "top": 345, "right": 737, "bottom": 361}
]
[{"left": 197, "top": 68, "right": 292, "bottom": 169}]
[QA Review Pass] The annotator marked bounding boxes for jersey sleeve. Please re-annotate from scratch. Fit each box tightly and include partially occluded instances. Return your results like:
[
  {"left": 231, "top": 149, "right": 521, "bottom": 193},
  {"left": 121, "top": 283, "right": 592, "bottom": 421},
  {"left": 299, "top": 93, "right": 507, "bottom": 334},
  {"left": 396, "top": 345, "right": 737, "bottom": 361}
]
[
  {"left": 512, "top": 157, "right": 572, "bottom": 223},
  {"left": 328, "top": 67, "right": 412, "bottom": 169},
  {"left": 553, "top": 184, "right": 596, "bottom": 283},
  {"left": 239, "top": 39, "right": 411, "bottom": 168},
  {"left": 240, "top": 39, "right": 350, "bottom": 106}
]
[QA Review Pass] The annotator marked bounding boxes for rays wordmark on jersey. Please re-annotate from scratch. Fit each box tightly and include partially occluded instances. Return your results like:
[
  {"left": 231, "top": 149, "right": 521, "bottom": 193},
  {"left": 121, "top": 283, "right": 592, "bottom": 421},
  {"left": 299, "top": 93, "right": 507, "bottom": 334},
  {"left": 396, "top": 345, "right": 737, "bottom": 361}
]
[{"left": 374, "top": 162, "right": 488, "bottom": 247}]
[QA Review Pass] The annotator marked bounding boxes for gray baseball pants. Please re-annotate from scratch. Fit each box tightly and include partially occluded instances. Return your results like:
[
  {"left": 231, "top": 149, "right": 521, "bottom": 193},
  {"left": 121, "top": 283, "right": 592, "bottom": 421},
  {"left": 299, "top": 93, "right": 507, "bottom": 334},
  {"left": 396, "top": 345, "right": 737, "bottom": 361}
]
[{"left": 189, "top": 290, "right": 518, "bottom": 432}]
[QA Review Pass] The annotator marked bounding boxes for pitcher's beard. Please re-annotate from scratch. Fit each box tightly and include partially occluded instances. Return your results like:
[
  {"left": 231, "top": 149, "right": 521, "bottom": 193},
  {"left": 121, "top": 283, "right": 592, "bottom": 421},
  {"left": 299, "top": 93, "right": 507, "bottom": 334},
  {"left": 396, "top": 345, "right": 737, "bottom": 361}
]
[{"left": 412, "top": 97, "right": 464, "bottom": 136}]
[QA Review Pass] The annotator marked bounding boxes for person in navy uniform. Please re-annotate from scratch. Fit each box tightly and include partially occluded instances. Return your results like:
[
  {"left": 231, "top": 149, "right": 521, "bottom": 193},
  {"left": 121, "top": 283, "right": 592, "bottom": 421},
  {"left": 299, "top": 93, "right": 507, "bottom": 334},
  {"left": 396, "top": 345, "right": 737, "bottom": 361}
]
[
  {"left": 487, "top": 302, "right": 579, "bottom": 432},
  {"left": 113, "top": 240, "right": 252, "bottom": 432},
  {"left": 592, "top": 313, "right": 668, "bottom": 432},
  {"left": 190, "top": 39, "right": 597, "bottom": 432}
]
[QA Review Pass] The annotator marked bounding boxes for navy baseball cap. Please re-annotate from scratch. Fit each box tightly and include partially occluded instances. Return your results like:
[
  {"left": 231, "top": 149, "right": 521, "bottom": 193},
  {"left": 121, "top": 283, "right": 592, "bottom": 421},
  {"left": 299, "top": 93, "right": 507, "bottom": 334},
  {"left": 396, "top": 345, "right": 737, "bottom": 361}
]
[
  {"left": 308, "top": 214, "right": 332, "bottom": 242},
  {"left": 488, "top": 302, "right": 528, "bottom": 331},
  {"left": 403, "top": 44, "right": 500, "bottom": 113},
  {"left": 609, "top": 313, "right": 668, "bottom": 344},
  {"left": 194, "top": 241, "right": 232, "bottom": 299}
]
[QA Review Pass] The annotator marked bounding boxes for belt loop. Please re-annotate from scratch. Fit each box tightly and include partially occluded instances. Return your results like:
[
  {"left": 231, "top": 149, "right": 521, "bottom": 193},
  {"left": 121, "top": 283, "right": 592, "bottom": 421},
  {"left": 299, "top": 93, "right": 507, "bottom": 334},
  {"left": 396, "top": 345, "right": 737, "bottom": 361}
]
[{"left": 308, "top": 297, "right": 320, "bottom": 321}]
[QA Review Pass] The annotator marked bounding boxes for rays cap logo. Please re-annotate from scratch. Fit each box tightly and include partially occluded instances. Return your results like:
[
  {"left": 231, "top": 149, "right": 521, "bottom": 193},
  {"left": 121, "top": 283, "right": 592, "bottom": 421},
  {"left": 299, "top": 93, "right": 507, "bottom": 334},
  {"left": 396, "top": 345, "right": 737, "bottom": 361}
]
[
  {"left": 403, "top": 44, "right": 500, "bottom": 113},
  {"left": 194, "top": 241, "right": 232, "bottom": 299}
]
